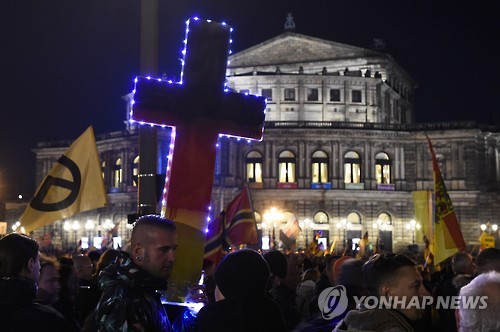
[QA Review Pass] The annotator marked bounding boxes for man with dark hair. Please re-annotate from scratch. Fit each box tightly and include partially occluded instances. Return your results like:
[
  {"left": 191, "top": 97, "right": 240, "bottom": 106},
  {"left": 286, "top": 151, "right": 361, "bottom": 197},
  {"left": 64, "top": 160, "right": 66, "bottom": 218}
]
[
  {"left": 94, "top": 215, "right": 177, "bottom": 331},
  {"left": 476, "top": 248, "right": 500, "bottom": 274},
  {"left": 0, "top": 233, "right": 68, "bottom": 331},
  {"left": 334, "top": 253, "right": 429, "bottom": 332},
  {"left": 451, "top": 252, "right": 475, "bottom": 289}
]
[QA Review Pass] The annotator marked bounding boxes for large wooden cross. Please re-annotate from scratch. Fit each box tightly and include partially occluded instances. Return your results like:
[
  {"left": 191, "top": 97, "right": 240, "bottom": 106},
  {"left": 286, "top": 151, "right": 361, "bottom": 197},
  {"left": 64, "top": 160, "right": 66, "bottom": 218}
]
[{"left": 131, "top": 18, "right": 266, "bottom": 297}]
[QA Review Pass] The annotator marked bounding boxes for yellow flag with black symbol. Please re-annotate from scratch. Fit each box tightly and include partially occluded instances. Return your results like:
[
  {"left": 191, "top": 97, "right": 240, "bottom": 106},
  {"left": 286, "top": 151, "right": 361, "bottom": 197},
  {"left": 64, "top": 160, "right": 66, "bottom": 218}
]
[{"left": 20, "top": 126, "right": 107, "bottom": 232}]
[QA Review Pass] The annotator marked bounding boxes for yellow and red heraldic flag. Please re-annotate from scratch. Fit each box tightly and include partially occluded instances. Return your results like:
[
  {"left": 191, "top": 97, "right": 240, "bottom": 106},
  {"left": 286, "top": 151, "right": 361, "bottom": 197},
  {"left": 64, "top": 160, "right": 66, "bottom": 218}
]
[
  {"left": 427, "top": 136, "right": 466, "bottom": 265},
  {"left": 20, "top": 126, "right": 107, "bottom": 232}
]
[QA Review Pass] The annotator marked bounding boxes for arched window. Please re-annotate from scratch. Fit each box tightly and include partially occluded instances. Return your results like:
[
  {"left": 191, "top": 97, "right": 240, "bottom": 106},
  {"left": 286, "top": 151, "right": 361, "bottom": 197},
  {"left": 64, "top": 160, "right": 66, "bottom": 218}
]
[
  {"left": 344, "top": 151, "right": 361, "bottom": 183},
  {"left": 313, "top": 211, "right": 329, "bottom": 224},
  {"left": 279, "top": 150, "right": 296, "bottom": 183},
  {"left": 374, "top": 212, "right": 392, "bottom": 230},
  {"left": 347, "top": 212, "right": 362, "bottom": 224},
  {"left": 132, "top": 156, "right": 139, "bottom": 186},
  {"left": 113, "top": 158, "right": 122, "bottom": 188},
  {"left": 312, "top": 150, "right": 329, "bottom": 183},
  {"left": 246, "top": 151, "right": 263, "bottom": 183},
  {"left": 375, "top": 152, "right": 391, "bottom": 184}
]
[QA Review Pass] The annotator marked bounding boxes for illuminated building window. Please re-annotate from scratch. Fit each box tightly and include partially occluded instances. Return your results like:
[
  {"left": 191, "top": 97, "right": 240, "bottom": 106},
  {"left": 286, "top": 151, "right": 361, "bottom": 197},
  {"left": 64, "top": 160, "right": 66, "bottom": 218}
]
[
  {"left": 132, "top": 156, "right": 139, "bottom": 186},
  {"left": 352, "top": 90, "right": 362, "bottom": 103},
  {"left": 314, "top": 211, "right": 329, "bottom": 224},
  {"left": 278, "top": 150, "right": 296, "bottom": 183},
  {"left": 377, "top": 212, "right": 392, "bottom": 227},
  {"left": 113, "top": 158, "right": 122, "bottom": 188},
  {"left": 330, "top": 89, "right": 341, "bottom": 102},
  {"left": 101, "top": 160, "right": 106, "bottom": 180},
  {"left": 344, "top": 151, "right": 361, "bottom": 184},
  {"left": 307, "top": 88, "right": 319, "bottom": 101},
  {"left": 312, "top": 150, "right": 329, "bottom": 183},
  {"left": 261, "top": 88, "right": 273, "bottom": 101},
  {"left": 246, "top": 151, "right": 263, "bottom": 183},
  {"left": 347, "top": 212, "right": 362, "bottom": 224},
  {"left": 284, "top": 88, "right": 295, "bottom": 101},
  {"left": 375, "top": 152, "right": 391, "bottom": 184}
]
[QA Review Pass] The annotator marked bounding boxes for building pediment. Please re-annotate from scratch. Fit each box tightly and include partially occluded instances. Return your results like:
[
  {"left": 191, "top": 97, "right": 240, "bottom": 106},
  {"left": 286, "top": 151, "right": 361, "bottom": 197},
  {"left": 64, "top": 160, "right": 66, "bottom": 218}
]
[{"left": 228, "top": 32, "right": 382, "bottom": 69}]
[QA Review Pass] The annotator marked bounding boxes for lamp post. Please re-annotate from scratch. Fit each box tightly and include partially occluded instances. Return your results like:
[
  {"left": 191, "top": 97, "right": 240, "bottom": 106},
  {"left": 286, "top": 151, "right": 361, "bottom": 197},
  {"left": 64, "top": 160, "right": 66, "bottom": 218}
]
[
  {"left": 481, "top": 222, "right": 498, "bottom": 234},
  {"left": 85, "top": 219, "right": 95, "bottom": 247},
  {"left": 336, "top": 219, "right": 352, "bottom": 248},
  {"left": 405, "top": 219, "right": 421, "bottom": 244},
  {"left": 11, "top": 221, "right": 26, "bottom": 234},
  {"left": 263, "top": 207, "right": 282, "bottom": 250},
  {"left": 480, "top": 222, "right": 498, "bottom": 249},
  {"left": 63, "top": 221, "right": 72, "bottom": 250}
]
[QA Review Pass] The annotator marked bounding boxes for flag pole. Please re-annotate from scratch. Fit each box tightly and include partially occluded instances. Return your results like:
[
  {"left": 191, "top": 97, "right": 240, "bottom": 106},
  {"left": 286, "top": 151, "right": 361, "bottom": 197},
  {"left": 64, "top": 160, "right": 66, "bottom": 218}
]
[{"left": 244, "top": 185, "right": 259, "bottom": 247}]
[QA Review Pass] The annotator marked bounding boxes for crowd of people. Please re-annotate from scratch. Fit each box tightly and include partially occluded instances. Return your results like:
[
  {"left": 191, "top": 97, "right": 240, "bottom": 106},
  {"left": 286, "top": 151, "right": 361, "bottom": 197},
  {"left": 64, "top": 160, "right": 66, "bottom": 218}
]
[{"left": 1, "top": 214, "right": 499, "bottom": 332}]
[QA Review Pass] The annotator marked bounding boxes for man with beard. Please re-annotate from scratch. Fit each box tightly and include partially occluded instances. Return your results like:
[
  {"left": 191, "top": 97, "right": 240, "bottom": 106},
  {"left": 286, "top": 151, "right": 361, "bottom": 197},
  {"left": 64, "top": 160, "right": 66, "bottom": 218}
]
[{"left": 95, "top": 215, "right": 177, "bottom": 331}]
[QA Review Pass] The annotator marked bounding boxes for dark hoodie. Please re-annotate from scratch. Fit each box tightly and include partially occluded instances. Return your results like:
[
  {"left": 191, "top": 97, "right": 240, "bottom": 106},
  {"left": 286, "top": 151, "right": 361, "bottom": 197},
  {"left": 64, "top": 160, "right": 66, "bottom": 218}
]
[
  {"left": 0, "top": 277, "right": 68, "bottom": 332},
  {"left": 95, "top": 251, "right": 172, "bottom": 332}
]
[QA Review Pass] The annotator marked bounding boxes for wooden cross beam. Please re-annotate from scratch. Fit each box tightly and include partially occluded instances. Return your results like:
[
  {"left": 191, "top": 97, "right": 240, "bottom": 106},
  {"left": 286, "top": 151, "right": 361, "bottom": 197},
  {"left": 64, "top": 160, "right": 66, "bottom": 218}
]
[{"left": 131, "top": 18, "right": 266, "bottom": 297}]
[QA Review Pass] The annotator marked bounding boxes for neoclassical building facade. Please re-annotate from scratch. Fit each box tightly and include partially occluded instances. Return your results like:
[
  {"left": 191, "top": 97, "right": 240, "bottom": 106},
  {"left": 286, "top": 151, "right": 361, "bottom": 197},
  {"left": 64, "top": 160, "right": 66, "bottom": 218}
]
[{"left": 15, "top": 31, "right": 500, "bottom": 252}]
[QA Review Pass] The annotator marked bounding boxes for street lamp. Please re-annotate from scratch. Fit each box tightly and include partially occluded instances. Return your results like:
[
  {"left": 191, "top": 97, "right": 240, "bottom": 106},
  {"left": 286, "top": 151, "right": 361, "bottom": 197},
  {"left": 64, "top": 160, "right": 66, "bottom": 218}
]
[
  {"left": 405, "top": 219, "right": 421, "bottom": 244},
  {"left": 373, "top": 219, "right": 390, "bottom": 232},
  {"left": 263, "top": 207, "right": 282, "bottom": 250},
  {"left": 481, "top": 222, "right": 498, "bottom": 234}
]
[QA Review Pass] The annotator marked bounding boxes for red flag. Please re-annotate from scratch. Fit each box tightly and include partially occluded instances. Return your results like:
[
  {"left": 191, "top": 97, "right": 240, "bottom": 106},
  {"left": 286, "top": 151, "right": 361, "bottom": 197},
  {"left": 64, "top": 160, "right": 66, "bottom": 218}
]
[
  {"left": 427, "top": 136, "right": 466, "bottom": 265},
  {"left": 282, "top": 215, "right": 301, "bottom": 240},
  {"left": 204, "top": 187, "right": 258, "bottom": 266},
  {"left": 224, "top": 187, "right": 259, "bottom": 247}
]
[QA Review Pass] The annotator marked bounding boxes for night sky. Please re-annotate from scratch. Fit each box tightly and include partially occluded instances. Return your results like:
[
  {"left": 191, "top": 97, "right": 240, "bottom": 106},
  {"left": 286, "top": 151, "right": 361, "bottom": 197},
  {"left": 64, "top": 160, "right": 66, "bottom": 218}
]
[{"left": 1, "top": 0, "right": 499, "bottom": 200}]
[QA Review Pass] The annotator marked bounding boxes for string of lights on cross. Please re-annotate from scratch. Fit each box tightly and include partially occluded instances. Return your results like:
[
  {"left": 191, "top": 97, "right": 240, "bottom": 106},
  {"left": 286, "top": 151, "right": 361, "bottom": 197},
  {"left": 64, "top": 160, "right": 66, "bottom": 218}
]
[{"left": 128, "top": 17, "right": 267, "bottom": 235}]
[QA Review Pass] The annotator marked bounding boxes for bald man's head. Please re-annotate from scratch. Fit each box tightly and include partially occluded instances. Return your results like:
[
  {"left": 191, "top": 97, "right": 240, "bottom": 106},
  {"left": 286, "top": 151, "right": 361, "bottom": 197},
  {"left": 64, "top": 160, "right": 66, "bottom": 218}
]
[
  {"left": 130, "top": 215, "right": 176, "bottom": 244},
  {"left": 130, "top": 215, "right": 177, "bottom": 279}
]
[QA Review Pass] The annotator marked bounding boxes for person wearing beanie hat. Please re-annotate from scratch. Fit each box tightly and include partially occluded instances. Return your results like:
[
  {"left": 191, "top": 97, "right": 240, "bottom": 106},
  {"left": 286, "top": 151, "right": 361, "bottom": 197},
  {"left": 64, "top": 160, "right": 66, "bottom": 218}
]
[
  {"left": 194, "top": 249, "right": 286, "bottom": 331},
  {"left": 215, "top": 249, "right": 270, "bottom": 300},
  {"left": 264, "top": 250, "right": 288, "bottom": 279}
]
